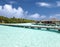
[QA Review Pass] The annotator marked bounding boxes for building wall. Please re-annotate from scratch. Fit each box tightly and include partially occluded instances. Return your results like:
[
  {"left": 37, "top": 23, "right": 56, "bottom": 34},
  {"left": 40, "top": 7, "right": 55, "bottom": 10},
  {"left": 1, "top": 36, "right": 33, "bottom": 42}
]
[{"left": 55, "top": 21, "right": 60, "bottom": 25}]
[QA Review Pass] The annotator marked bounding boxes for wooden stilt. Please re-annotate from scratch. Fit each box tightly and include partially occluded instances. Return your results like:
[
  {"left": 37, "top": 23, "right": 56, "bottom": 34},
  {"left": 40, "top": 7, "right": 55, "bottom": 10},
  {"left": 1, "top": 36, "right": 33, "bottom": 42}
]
[
  {"left": 25, "top": 26, "right": 28, "bottom": 28},
  {"left": 37, "top": 27, "right": 41, "bottom": 29},
  {"left": 29, "top": 27, "right": 31, "bottom": 28},
  {"left": 31, "top": 27, "right": 34, "bottom": 29},
  {"left": 58, "top": 29, "right": 60, "bottom": 31},
  {"left": 47, "top": 28, "right": 49, "bottom": 30}
]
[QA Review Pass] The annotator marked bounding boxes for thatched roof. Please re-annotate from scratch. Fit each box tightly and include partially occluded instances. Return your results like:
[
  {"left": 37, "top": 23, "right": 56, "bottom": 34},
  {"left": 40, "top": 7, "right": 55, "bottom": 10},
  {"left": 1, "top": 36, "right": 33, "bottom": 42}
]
[{"left": 41, "top": 18, "right": 60, "bottom": 21}]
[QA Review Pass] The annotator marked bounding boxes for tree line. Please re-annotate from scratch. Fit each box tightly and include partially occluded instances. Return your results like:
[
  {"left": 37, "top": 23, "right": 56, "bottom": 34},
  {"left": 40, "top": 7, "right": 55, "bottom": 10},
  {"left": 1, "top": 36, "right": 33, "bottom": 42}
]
[{"left": 0, "top": 16, "right": 35, "bottom": 23}]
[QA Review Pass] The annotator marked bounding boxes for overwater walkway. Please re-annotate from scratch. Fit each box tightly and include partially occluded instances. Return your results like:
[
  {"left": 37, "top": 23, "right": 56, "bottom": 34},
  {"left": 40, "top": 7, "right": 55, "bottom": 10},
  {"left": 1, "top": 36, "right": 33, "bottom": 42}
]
[{"left": 1, "top": 24, "right": 60, "bottom": 31}]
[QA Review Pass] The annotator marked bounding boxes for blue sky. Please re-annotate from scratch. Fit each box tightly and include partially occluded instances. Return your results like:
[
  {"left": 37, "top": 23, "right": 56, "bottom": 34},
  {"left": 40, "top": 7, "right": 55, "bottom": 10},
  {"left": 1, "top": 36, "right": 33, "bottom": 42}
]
[{"left": 0, "top": 0, "right": 60, "bottom": 20}]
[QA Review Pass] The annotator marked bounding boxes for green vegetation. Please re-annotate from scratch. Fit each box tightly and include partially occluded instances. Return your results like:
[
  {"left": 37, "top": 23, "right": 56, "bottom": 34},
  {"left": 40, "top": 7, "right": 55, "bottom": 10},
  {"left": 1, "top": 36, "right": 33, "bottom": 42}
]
[{"left": 0, "top": 16, "right": 35, "bottom": 23}]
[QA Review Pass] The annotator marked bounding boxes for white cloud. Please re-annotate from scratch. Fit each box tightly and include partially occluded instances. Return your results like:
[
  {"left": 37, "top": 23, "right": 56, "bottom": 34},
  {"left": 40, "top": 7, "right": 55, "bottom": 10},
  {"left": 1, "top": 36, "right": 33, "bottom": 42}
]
[
  {"left": 29, "top": 13, "right": 46, "bottom": 20},
  {"left": 55, "top": 14, "right": 60, "bottom": 16},
  {"left": 14, "top": 7, "right": 25, "bottom": 18},
  {"left": 3, "top": 4, "right": 13, "bottom": 12},
  {"left": 49, "top": 14, "right": 60, "bottom": 19},
  {"left": 30, "top": 13, "right": 40, "bottom": 18},
  {"left": 36, "top": 1, "right": 60, "bottom": 8},
  {"left": 56, "top": 1, "right": 60, "bottom": 7},
  {"left": 9, "top": 1, "right": 16, "bottom": 4},
  {"left": 0, "top": 6, "right": 2, "bottom": 10},
  {"left": 36, "top": 2, "right": 51, "bottom": 7},
  {"left": 40, "top": 15, "right": 46, "bottom": 18},
  {"left": 0, "top": 4, "right": 25, "bottom": 18}
]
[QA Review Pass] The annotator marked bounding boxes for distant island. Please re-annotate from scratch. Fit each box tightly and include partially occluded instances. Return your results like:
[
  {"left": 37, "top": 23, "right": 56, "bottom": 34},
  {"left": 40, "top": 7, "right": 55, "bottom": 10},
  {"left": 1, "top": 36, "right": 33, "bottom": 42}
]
[{"left": 0, "top": 16, "right": 35, "bottom": 23}]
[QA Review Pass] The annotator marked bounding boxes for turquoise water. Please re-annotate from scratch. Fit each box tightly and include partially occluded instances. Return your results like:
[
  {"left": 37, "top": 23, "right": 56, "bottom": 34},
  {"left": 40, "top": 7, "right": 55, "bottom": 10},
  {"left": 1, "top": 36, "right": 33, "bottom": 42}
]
[{"left": 0, "top": 25, "right": 60, "bottom": 47}]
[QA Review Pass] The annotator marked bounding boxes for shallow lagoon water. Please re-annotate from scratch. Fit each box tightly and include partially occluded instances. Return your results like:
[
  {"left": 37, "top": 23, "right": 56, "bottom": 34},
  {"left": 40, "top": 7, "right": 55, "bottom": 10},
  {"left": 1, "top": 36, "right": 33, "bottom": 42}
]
[{"left": 0, "top": 25, "right": 60, "bottom": 47}]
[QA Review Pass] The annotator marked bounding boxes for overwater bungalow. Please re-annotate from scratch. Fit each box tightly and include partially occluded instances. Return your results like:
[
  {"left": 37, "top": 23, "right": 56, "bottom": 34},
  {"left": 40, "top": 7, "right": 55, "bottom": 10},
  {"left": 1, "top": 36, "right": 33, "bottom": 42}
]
[
  {"left": 40, "top": 18, "right": 60, "bottom": 25},
  {"left": 34, "top": 18, "right": 60, "bottom": 26}
]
